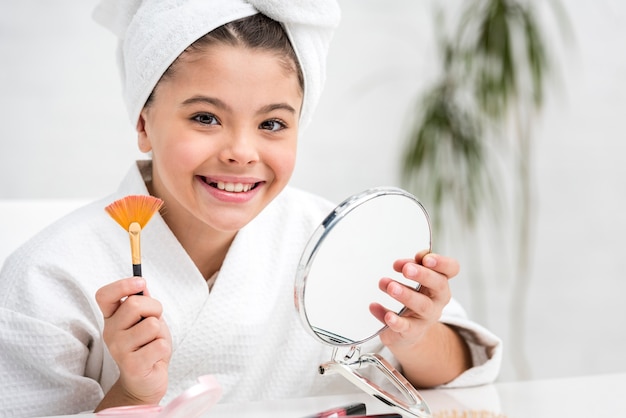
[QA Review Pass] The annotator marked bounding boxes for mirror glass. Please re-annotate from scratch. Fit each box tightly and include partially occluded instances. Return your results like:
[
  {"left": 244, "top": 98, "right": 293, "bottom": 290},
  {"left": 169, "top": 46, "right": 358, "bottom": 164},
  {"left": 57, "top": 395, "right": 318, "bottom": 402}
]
[{"left": 295, "top": 187, "right": 431, "bottom": 346}]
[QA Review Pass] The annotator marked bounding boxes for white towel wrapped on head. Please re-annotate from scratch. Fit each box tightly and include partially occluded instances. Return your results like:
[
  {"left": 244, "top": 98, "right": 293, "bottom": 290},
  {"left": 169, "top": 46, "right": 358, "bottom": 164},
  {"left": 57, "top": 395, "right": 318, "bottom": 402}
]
[{"left": 93, "top": 0, "right": 341, "bottom": 132}]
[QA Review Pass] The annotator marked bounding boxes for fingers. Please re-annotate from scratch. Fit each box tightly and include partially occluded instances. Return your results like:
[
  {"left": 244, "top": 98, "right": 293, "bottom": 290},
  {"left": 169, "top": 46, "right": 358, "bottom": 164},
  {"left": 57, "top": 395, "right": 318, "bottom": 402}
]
[
  {"left": 377, "top": 253, "right": 461, "bottom": 351},
  {"left": 394, "top": 253, "right": 460, "bottom": 280},
  {"left": 378, "top": 254, "right": 455, "bottom": 332},
  {"left": 95, "top": 278, "right": 171, "bottom": 405},
  {"left": 379, "top": 276, "right": 437, "bottom": 316},
  {"left": 96, "top": 277, "right": 167, "bottom": 355},
  {"left": 421, "top": 253, "right": 460, "bottom": 279},
  {"left": 369, "top": 302, "right": 389, "bottom": 325},
  {"left": 96, "top": 277, "right": 147, "bottom": 319},
  {"left": 370, "top": 300, "right": 415, "bottom": 335},
  {"left": 114, "top": 318, "right": 171, "bottom": 371},
  {"left": 104, "top": 297, "right": 165, "bottom": 344},
  {"left": 112, "top": 317, "right": 171, "bottom": 405},
  {"left": 391, "top": 262, "right": 449, "bottom": 302}
]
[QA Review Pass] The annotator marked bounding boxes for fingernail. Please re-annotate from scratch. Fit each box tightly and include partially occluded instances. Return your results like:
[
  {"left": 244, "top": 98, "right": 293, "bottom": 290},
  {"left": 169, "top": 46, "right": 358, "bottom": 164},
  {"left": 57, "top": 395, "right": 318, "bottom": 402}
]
[
  {"left": 405, "top": 264, "right": 418, "bottom": 277},
  {"left": 132, "top": 277, "right": 145, "bottom": 288},
  {"left": 390, "top": 282, "right": 402, "bottom": 296},
  {"left": 423, "top": 255, "right": 436, "bottom": 268}
]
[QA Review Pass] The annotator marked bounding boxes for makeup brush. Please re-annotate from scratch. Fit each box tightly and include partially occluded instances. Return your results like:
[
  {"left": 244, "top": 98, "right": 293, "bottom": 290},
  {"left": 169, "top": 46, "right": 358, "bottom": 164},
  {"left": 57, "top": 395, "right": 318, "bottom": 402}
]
[{"left": 105, "top": 195, "right": 164, "bottom": 291}]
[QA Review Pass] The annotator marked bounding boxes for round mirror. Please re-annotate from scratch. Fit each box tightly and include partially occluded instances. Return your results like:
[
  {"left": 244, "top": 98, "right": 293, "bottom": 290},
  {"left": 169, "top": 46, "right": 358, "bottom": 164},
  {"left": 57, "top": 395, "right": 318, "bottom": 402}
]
[
  {"left": 295, "top": 187, "right": 432, "bottom": 346},
  {"left": 295, "top": 187, "right": 433, "bottom": 417}
]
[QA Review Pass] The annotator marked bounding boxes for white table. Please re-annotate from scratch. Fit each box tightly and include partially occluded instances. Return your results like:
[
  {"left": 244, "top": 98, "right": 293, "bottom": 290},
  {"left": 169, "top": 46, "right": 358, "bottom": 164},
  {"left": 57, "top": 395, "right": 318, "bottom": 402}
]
[{"left": 41, "top": 372, "right": 626, "bottom": 418}]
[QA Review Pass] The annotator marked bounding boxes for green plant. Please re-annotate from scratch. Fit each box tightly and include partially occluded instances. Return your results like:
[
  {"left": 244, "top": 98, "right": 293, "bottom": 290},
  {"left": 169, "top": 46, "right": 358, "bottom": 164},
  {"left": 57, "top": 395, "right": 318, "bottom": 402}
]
[{"left": 401, "top": 0, "right": 569, "bottom": 379}]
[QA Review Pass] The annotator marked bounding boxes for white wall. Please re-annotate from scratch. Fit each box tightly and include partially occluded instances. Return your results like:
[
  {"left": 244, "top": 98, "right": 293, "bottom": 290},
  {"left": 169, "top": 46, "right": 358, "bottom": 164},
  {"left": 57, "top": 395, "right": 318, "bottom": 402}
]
[
  {"left": 0, "top": 1, "right": 141, "bottom": 198},
  {"left": 1, "top": 0, "right": 625, "bottom": 382}
]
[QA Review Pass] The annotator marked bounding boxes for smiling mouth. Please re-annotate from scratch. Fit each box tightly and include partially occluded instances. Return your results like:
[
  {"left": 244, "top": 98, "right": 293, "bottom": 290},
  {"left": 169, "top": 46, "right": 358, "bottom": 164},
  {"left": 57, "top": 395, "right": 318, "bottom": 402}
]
[{"left": 200, "top": 176, "right": 261, "bottom": 193}]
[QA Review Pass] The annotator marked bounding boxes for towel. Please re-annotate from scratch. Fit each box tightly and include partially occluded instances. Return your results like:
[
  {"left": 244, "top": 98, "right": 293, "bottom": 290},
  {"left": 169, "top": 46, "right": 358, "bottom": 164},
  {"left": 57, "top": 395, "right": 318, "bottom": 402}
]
[{"left": 93, "top": 0, "right": 341, "bottom": 132}]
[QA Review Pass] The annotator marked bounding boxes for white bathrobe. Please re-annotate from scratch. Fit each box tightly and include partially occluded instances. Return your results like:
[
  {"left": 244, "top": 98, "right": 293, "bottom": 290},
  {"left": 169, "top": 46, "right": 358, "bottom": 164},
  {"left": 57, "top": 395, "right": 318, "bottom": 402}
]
[{"left": 0, "top": 161, "right": 501, "bottom": 417}]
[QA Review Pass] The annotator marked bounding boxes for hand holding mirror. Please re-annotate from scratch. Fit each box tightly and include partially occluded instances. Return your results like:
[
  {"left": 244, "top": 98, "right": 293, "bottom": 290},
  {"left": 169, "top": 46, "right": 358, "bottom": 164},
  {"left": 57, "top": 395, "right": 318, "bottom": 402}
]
[{"left": 295, "top": 187, "right": 433, "bottom": 418}]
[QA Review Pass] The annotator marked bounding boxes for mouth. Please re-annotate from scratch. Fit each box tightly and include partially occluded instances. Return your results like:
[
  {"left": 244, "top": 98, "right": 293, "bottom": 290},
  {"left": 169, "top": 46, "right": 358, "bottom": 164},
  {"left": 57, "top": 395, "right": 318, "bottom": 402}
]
[{"left": 200, "top": 176, "right": 262, "bottom": 193}]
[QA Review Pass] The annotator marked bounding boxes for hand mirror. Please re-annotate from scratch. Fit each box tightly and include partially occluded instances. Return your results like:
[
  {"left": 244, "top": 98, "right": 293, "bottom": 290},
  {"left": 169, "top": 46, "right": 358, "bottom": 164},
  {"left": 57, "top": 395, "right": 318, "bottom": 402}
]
[{"left": 295, "top": 187, "right": 433, "bottom": 418}]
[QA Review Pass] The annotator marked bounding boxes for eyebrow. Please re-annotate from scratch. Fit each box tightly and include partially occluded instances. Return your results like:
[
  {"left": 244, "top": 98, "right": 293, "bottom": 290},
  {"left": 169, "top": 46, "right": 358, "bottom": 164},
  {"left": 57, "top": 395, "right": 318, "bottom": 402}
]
[
  {"left": 258, "top": 103, "right": 297, "bottom": 115},
  {"left": 181, "top": 95, "right": 230, "bottom": 110},
  {"left": 181, "top": 95, "right": 297, "bottom": 115}
]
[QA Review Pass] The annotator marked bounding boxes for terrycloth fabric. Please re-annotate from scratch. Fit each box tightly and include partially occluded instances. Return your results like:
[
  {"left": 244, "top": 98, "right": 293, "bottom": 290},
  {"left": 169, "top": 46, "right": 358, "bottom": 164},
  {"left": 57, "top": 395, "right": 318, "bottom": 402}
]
[
  {"left": 0, "top": 161, "right": 340, "bottom": 417},
  {"left": 92, "top": 0, "right": 341, "bottom": 131},
  {"left": 0, "top": 162, "right": 502, "bottom": 417}
]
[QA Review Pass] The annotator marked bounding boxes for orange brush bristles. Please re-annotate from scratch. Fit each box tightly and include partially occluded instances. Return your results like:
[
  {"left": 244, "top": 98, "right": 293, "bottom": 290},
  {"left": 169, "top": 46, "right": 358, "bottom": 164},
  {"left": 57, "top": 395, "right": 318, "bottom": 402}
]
[
  {"left": 105, "top": 195, "right": 164, "bottom": 277},
  {"left": 105, "top": 195, "right": 164, "bottom": 230}
]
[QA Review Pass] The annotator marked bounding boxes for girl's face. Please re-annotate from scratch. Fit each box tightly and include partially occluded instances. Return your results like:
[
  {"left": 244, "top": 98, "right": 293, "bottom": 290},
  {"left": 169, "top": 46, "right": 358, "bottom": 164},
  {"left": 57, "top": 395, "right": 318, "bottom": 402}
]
[{"left": 137, "top": 43, "right": 302, "bottom": 235}]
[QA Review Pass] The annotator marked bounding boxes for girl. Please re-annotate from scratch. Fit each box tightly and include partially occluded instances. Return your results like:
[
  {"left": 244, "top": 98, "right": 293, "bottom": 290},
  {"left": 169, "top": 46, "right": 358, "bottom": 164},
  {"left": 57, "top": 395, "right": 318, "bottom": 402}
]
[{"left": 0, "top": 1, "right": 501, "bottom": 416}]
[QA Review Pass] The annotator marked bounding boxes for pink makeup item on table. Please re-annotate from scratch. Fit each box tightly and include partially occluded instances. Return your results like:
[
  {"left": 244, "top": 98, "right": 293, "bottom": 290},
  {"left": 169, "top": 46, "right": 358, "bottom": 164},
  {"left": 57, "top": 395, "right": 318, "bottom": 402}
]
[{"left": 96, "top": 375, "right": 222, "bottom": 418}]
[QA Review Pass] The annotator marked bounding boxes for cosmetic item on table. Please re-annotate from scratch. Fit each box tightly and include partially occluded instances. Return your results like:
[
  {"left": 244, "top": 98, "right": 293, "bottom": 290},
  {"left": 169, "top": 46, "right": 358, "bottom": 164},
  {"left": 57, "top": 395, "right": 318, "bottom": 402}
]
[
  {"left": 433, "top": 410, "right": 508, "bottom": 418},
  {"left": 105, "top": 194, "right": 163, "bottom": 294},
  {"left": 96, "top": 375, "right": 222, "bottom": 418},
  {"left": 348, "top": 415, "right": 402, "bottom": 418},
  {"left": 303, "top": 402, "right": 367, "bottom": 417}
]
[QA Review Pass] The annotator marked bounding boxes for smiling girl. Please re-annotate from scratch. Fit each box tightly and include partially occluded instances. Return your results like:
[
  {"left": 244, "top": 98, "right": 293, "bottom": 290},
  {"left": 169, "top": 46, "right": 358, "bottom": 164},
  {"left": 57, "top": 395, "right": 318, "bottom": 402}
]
[
  {"left": 138, "top": 40, "right": 302, "bottom": 281},
  {"left": 0, "top": 1, "right": 501, "bottom": 416}
]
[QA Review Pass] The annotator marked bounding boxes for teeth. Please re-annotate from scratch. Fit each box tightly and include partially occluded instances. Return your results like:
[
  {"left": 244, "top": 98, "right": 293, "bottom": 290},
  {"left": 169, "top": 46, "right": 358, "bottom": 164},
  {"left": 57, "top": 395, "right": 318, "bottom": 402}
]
[{"left": 216, "top": 181, "right": 254, "bottom": 193}]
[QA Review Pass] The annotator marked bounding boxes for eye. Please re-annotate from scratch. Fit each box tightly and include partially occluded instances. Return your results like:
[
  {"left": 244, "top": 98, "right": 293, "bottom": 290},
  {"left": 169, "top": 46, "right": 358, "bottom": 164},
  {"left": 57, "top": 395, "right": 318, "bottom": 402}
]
[
  {"left": 259, "top": 119, "right": 286, "bottom": 132},
  {"left": 192, "top": 113, "right": 220, "bottom": 126}
]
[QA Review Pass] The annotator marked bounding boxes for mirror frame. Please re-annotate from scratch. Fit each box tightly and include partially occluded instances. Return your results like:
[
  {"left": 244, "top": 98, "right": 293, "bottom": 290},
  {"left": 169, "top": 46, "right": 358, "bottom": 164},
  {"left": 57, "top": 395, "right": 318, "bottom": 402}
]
[{"left": 295, "top": 187, "right": 433, "bottom": 418}]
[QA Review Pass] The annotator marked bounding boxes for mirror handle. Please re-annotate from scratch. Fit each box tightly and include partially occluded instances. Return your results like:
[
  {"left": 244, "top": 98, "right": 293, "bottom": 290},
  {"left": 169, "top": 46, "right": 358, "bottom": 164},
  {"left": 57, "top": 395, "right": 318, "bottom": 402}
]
[{"left": 319, "top": 353, "right": 432, "bottom": 418}]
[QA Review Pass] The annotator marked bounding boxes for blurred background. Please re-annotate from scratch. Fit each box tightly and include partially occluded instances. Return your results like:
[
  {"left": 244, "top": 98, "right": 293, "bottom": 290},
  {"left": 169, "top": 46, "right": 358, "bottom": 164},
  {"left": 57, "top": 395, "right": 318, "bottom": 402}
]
[{"left": 1, "top": 0, "right": 625, "bottom": 382}]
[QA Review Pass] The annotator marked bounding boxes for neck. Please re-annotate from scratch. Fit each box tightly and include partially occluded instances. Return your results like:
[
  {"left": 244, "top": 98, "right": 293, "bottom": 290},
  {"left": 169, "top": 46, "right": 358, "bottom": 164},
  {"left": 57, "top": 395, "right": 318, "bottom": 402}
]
[
  {"left": 142, "top": 161, "right": 236, "bottom": 280},
  {"left": 166, "top": 211, "right": 236, "bottom": 280}
]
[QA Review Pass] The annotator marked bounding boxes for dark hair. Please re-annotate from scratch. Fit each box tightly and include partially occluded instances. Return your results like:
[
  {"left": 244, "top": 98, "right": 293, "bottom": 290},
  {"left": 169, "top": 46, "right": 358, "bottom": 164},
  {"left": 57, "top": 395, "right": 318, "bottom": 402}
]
[{"left": 145, "top": 13, "right": 303, "bottom": 107}]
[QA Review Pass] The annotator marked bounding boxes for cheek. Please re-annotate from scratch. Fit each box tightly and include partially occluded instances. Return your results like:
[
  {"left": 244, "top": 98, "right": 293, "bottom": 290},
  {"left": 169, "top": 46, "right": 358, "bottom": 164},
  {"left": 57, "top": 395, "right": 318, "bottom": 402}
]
[
  {"left": 152, "top": 129, "right": 204, "bottom": 160},
  {"left": 172, "top": 143, "right": 206, "bottom": 167},
  {"left": 270, "top": 142, "right": 297, "bottom": 179},
  {"left": 152, "top": 135, "right": 209, "bottom": 180}
]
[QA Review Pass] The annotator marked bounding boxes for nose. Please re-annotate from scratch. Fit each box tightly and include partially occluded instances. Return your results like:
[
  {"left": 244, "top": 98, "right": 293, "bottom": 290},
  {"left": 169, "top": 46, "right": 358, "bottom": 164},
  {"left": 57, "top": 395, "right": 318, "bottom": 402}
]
[{"left": 219, "top": 128, "right": 259, "bottom": 166}]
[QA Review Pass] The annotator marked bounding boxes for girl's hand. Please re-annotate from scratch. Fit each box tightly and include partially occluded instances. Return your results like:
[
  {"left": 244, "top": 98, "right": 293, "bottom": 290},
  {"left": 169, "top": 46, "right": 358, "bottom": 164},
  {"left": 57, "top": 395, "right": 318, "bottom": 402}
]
[
  {"left": 370, "top": 252, "right": 458, "bottom": 347},
  {"left": 369, "top": 252, "right": 469, "bottom": 387},
  {"left": 95, "top": 277, "right": 172, "bottom": 409}
]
